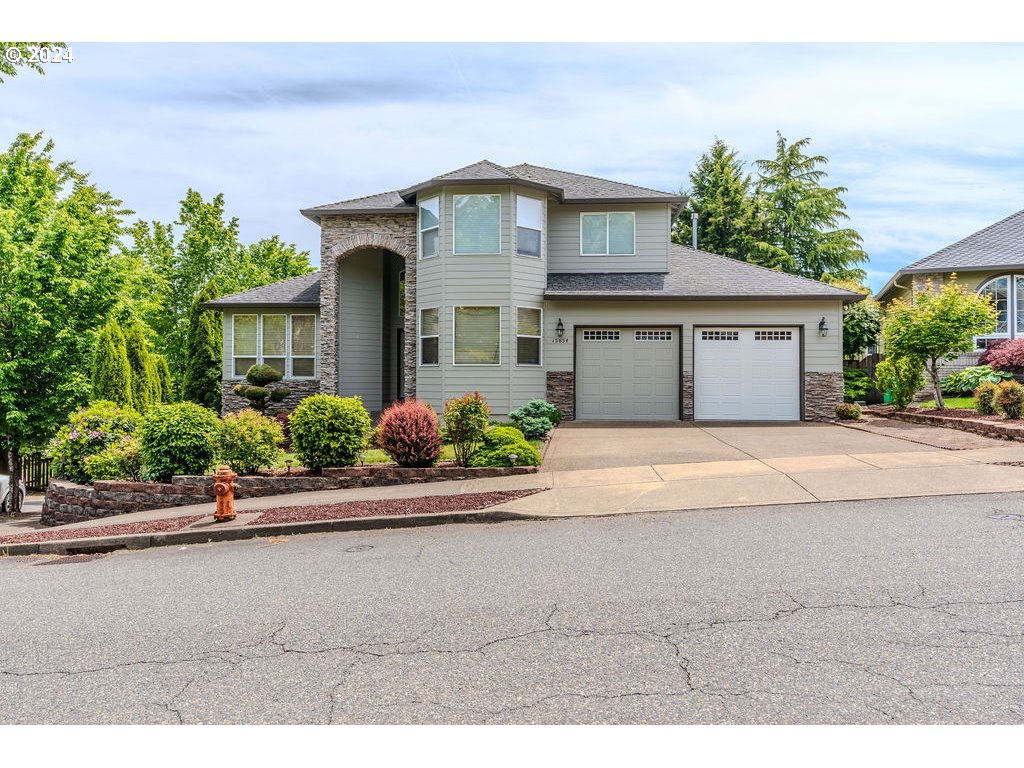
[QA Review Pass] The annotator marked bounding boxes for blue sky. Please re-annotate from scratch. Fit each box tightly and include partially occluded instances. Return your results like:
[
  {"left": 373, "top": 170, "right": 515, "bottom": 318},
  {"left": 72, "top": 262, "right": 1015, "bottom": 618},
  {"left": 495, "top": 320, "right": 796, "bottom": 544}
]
[{"left": 2, "top": 42, "right": 1023, "bottom": 291}]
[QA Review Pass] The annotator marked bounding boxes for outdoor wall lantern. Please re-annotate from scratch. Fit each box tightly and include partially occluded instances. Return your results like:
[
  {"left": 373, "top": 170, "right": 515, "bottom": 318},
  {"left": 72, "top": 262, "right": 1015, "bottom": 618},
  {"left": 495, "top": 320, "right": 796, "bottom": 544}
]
[
  {"left": 556, "top": 318, "right": 565, "bottom": 339},
  {"left": 818, "top": 317, "right": 829, "bottom": 337}
]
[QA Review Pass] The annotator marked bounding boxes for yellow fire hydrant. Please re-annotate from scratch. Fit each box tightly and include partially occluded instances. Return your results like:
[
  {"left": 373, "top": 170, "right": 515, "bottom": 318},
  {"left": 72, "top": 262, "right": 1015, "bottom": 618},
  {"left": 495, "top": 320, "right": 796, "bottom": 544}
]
[{"left": 212, "top": 465, "right": 237, "bottom": 522}]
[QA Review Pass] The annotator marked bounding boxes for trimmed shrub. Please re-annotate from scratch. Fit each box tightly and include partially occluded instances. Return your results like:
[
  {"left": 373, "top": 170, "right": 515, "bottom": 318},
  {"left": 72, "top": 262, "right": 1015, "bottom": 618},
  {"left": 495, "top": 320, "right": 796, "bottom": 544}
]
[
  {"left": 510, "top": 399, "right": 562, "bottom": 426},
  {"left": 834, "top": 403, "right": 862, "bottom": 420},
  {"left": 376, "top": 400, "right": 443, "bottom": 468},
  {"left": 468, "top": 426, "right": 540, "bottom": 467},
  {"left": 975, "top": 381, "right": 1001, "bottom": 415},
  {"left": 940, "top": 365, "right": 1013, "bottom": 395},
  {"left": 509, "top": 415, "right": 552, "bottom": 440},
  {"left": 996, "top": 380, "right": 1024, "bottom": 420},
  {"left": 289, "top": 394, "right": 371, "bottom": 471},
  {"left": 83, "top": 435, "right": 143, "bottom": 481},
  {"left": 140, "top": 402, "right": 220, "bottom": 482},
  {"left": 842, "top": 368, "right": 873, "bottom": 403},
  {"left": 91, "top": 320, "right": 132, "bottom": 408},
  {"left": 50, "top": 401, "right": 141, "bottom": 484},
  {"left": 979, "top": 339, "right": 1024, "bottom": 374},
  {"left": 875, "top": 356, "right": 925, "bottom": 410},
  {"left": 232, "top": 364, "right": 290, "bottom": 413},
  {"left": 217, "top": 409, "right": 284, "bottom": 475},
  {"left": 442, "top": 391, "right": 492, "bottom": 467}
]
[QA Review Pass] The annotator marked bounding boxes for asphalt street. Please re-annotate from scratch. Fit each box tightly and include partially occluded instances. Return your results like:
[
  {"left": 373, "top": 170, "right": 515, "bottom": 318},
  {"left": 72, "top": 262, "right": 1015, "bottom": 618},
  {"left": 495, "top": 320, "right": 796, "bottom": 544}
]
[{"left": 2, "top": 493, "right": 1024, "bottom": 724}]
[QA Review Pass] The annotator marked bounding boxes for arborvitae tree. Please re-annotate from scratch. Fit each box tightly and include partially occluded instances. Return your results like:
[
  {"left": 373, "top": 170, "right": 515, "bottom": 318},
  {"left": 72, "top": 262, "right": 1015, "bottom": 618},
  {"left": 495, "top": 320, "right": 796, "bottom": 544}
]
[
  {"left": 182, "top": 280, "right": 223, "bottom": 410},
  {"left": 91, "top": 320, "right": 132, "bottom": 407},
  {"left": 123, "top": 320, "right": 157, "bottom": 413},
  {"left": 153, "top": 354, "right": 173, "bottom": 403}
]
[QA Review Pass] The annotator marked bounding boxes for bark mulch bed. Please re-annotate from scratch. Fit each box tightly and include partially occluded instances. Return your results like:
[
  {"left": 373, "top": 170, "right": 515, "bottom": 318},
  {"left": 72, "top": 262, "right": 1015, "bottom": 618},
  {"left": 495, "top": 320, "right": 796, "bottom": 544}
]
[
  {"left": 249, "top": 489, "right": 542, "bottom": 526},
  {"left": 0, "top": 515, "right": 205, "bottom": 545}
]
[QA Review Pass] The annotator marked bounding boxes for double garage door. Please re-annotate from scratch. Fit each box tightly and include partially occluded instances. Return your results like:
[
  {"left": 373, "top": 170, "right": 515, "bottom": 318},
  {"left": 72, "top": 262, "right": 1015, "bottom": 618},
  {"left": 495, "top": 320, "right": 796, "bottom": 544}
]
[{"left": 576, "top": 326, "right": 800, "bottom": 421}]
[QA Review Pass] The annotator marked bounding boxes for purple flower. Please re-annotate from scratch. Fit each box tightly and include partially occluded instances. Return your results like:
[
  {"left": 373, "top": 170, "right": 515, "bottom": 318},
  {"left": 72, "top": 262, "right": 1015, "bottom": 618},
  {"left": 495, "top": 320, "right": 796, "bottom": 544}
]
[
  {"left": 88, "top": 430, "right": 102, "bottom": 439},
  {"left": 69, "top": 430, "right": 79, "bottom": 440}
]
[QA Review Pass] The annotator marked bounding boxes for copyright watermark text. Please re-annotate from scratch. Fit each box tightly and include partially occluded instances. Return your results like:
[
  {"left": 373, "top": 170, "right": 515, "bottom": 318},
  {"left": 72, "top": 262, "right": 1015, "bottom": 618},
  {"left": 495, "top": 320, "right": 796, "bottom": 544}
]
[{"left": 4, "top": 46, "right": 74, "bottom": 65}]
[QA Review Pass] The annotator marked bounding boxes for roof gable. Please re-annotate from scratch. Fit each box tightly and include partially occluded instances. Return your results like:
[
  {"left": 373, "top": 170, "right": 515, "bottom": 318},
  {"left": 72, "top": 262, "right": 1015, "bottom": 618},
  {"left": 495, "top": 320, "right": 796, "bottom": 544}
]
[{"left": 203, "top": 271, "right": 321, "bottom": 308}]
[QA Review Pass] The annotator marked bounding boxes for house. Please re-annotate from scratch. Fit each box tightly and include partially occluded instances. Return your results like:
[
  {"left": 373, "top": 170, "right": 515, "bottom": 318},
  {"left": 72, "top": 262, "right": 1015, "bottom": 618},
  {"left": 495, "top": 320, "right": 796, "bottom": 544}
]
[
  {"left": 875, "top": 207, "right": 1024, "bottom": 374},
  {"left": 205, "top": 160, "right": 862, "bottom": 422}
]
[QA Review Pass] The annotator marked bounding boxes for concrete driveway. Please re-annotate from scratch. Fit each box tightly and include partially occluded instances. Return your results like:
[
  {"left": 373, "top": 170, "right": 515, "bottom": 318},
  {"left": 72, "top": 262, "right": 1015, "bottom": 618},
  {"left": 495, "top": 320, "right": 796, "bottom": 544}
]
[{"left": 544, "top": 421, "right": 940, "bottom": 472}]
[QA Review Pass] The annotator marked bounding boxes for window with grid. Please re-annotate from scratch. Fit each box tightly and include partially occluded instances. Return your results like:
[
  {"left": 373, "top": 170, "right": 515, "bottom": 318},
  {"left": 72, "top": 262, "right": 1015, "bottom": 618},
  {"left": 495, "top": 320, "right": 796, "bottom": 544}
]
[
  {"left": 420, "top": 307, "right": 439, "bottom": 365},
  {"left": 232, "top": 314, "right": 318, "bottom": 378},
  {"left": 635, "top": 330, "right": 673, "bottom": 341},
  {"left": 516, "top": 307, "right": 542, "bottom": 365},
  {"left": 419, "top": 196, "right": 439, "bottom": 258},
  {"left": 754, "top": 330, "right": 792, "bottom": 341},
  {"left": 582, "top": 330, "right": 621, "bottom": 341},
  {"left": 701, "top": 330, "right": 739, "bottom": 341}
]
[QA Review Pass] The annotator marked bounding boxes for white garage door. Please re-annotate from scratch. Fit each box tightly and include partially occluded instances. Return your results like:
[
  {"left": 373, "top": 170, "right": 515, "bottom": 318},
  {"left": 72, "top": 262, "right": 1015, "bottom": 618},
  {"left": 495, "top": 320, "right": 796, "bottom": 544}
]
[
  {"left": 576, "top": 328, "right": 679, "bottom": 420},
  {"left": 694, "top": 328, "right": 800, "bottom": 421}
]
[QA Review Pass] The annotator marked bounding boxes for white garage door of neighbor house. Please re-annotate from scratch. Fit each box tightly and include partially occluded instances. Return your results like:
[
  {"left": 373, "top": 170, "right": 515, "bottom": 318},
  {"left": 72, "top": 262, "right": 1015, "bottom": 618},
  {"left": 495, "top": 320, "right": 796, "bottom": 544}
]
[
  {"left": 693, "top": 328, "right": 800, "bottom": 421},
  {"left": 576, "top": 328, "right": 679, "bottom": 420}
]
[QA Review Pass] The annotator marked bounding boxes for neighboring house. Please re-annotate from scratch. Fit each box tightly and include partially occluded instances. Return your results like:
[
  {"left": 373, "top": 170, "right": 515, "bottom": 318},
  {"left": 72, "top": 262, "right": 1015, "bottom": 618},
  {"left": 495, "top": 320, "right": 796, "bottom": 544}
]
[
  {"left": 876, "top": 208, "right": 1024, "bottom": 374},
  {"left": 205, "top": 160, "right": 861, "bottom": 422}
]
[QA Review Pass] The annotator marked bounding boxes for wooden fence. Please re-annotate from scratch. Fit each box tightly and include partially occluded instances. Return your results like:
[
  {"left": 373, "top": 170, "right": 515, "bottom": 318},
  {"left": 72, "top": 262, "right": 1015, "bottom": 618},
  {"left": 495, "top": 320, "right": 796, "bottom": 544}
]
[{"left": 20, "top": 453, "right": 52, "bottom": 491}]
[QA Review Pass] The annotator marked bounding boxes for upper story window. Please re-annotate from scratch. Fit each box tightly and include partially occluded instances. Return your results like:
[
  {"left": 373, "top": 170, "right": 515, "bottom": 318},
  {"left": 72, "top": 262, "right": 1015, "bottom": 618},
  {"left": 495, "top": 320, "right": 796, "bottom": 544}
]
[
  {"left": 516, "top": 196, "right": 543, "bottom": 258},
  {"left": 232, "top": 314, "right": 318, "bottom": 379},
  {"left": 976, "top": 275, "right": 1024, "bottom": 349},
  {"left": 580, "top": 212, "right": 635, "bottom": 256},
  {"left": 418, "top": 196, "right": 439, "bottom": 259},
  {"left": 453, "top": 194, "right": 501, "bottom": 255}
]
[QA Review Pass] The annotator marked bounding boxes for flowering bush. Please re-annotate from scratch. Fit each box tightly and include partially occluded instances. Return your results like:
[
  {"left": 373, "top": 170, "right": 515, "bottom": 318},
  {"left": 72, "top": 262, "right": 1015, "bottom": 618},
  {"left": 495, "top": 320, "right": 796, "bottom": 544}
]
[
  {"left": 83, "top": 436, "right": 144, "bottom": 481},
  {"left": 376, "top": 400, "right": 442, "bottom": 467},
  {"left": 50, "top": 401, "right": 141, "bottom": 484},
  {"left": 217, "top": 409, "right": 284, "bottom": 475},
  {"left": 979, "top": 339, "right": 1024, "bottom": 374},
  {"left": 442, "top": 391, "right": 491, "bottom": 466}
]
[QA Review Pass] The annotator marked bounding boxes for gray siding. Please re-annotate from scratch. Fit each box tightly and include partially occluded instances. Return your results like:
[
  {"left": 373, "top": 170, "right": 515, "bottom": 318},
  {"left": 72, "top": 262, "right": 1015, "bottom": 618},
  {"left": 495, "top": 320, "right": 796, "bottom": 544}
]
[
  {"left": 547, "top": 203, "right": 671, "bottom": 274},
  {"left": 339, "top": 249, "right": 383, "bottom": 410}
]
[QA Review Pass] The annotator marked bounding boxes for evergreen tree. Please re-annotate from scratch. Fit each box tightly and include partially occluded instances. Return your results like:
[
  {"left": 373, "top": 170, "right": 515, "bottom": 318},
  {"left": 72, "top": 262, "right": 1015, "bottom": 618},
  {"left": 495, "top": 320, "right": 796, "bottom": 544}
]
[
  {"left": 182, "top": 280, "right": 223, "bottom": 410},
  {"left": 672, "top": 139, "right": 767, "bottom": 265},
  {"left": 91, "top": 320, "right": 132, "bottom": 407},
  {"left": 153, "top": 354, "right": 173, "bottom": 403},
  {"left": 753, "top": 132, "right": 867, "bottom": 282},
  {"left": 123, "top": 320, "right": 157, "bottom": 413}
]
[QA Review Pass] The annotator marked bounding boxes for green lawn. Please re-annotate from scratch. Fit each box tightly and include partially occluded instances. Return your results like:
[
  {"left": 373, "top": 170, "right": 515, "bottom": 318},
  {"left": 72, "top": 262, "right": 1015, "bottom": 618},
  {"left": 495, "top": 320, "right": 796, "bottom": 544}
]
[{"left": 919, "top": 396, "right": 977, "bottom": 409}]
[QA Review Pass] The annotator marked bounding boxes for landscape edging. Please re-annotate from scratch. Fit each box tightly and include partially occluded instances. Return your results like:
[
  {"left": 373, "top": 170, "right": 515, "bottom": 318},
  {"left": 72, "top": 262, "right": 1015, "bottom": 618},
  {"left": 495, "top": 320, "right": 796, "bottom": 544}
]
[{"left": 883, "top": 409, "right": 1024, "bottom": 441}]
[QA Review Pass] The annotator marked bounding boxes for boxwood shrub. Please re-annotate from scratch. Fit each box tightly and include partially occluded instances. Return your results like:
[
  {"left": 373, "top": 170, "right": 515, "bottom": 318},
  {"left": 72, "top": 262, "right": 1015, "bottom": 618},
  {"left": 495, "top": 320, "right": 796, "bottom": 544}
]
[
  {"left": 289, "top": 394, "right": 371, "bottom": 471},
  {"left": 468, "top": 425, "right": 541, "bottom": 467},
  {"left": 140, "top": 402, "right": 220, "bottom": 482}
]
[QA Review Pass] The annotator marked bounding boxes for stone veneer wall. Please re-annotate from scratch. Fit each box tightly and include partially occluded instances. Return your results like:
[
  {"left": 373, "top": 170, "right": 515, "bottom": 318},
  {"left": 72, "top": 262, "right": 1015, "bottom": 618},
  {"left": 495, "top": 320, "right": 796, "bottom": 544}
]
[
  {"left": 220, "top": 379, "right": 321, "bottom": 416},
  {"left": 42, "top": 464, "right": 540, "bottom": 526},
  {"left": 681, "top": 372, "right": 694, "bottom": 420},
  {"left": 804, "top": 371, "right": 845, "bottom": 421},
  {"left": 319, "top": 215, "right": 418, "bottom": 400},
  {"left": 546, "top": 371, "right": 575, "bottom": 420}
]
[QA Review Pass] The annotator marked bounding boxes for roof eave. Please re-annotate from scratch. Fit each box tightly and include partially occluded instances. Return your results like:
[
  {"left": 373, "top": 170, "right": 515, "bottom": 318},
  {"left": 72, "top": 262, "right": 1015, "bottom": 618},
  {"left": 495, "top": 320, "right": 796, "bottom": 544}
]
[
  {"left": 562, "top": 195, "right": 687, "bottom": 206},
  {"left": 544, "top": 292, "right": 863, "bottom": 303},
  {"left": 202, "top": 301, "right": 321, "bottom": 310},
  {"left": 300, "top": 206, "right": 416, "bottom": 224},
  {"left": 399, "top": 177, "right": 564, "bottom": 201}
]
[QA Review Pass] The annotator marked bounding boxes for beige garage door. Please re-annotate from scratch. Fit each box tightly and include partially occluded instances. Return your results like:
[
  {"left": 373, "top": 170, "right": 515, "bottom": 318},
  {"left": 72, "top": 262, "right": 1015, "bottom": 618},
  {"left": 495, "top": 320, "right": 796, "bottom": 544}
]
[{"left": 576, "top": 328, "right": 679, "bottom": 420}]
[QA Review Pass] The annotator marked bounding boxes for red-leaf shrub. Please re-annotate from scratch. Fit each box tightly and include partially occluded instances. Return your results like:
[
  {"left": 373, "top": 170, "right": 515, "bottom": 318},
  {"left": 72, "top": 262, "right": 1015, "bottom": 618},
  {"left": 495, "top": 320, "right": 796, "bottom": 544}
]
[
  {"left": 376, "top": 399, "right": 442, "bottom": 468},
  {"left": 979, "top": 339, "right": 1024, "bottom": 373}
]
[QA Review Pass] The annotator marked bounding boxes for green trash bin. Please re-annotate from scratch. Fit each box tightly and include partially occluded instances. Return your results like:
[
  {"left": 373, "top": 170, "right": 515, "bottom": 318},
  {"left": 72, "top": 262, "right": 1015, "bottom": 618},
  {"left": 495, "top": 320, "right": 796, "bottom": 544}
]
[{"left": 883, "top": 390, "right": 893, "bottom": 404}]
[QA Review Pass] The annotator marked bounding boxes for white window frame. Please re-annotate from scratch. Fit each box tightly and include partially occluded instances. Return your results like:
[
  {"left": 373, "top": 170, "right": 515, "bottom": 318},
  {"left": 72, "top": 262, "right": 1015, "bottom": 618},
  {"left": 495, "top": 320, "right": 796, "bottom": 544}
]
[
  {"left": 515, "top": 195, "right": 544, "bottom": 259},
  {"left": 515, "top": 306, "right": 543, "bottom": 367},
  {"left": 419, "top": 306, "right": 440, "bottom": 367},
  {"left": 452, "top": 305, "right": 501, "bottom": 367},
  {"left": 975, "top": 275, "right": 1017, "bottom": 350},
  {"left": 452, "top": 193, "right": 502, "bottom": 256},
  {"left": 230, "top": 313, "right": 319, "bottom": 379},
  {"left": 579, "top": 211, "right": 636, "bottom": 256},
  {"left": 418, "top": 196, "right": 439, "bottom": 260}
]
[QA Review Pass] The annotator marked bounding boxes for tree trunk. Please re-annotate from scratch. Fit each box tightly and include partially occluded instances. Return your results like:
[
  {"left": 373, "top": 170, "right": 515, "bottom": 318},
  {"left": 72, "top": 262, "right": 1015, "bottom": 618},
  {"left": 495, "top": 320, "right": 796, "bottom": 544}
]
[
  {"left": 7, "top": 446, "right": 22, "bottom": 516},
  {"left": 929, "top": 358, "right": 944, "bottom": 409}
]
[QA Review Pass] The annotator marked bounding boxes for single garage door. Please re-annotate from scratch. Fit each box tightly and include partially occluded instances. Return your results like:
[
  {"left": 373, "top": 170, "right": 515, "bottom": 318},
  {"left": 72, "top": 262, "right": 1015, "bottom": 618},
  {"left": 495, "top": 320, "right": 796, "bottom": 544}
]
[
  {"left": 694, "top": 328, "right": 800, "bottom": 420},
  {"left": 576, "top": 327, "right": 679, "bottom": 420}
]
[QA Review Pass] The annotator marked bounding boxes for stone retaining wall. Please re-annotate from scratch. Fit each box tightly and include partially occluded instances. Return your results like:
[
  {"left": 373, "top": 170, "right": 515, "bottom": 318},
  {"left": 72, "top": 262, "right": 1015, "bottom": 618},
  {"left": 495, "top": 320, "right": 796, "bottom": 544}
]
[
  {"left": 42, "top": 465, "right": 539, "bottom": 526},
  {"left": 883, "top": 409, "right": 1024, "bottom": 442},
  {"left": 220, "top": 378, "right": 321, "bottom": 416}
]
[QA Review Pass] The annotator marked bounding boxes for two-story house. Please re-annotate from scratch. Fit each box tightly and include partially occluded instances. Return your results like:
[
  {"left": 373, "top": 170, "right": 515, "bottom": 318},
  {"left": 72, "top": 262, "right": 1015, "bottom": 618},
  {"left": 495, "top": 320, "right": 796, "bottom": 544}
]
[{"left": 206, "top": 161, "right": 861, "bottom": 422}]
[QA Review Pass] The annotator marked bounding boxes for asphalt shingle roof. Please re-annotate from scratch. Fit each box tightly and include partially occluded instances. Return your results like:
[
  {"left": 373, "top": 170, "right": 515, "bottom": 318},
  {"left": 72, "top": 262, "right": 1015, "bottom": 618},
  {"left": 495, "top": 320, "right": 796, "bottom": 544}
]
[
  {"left": 545, "top": 244, "right": 864, "bottom": 302},
  {"left": 202, "top": 271, "right": 321, "bottom": 308},
  {"left": 302, "top": 160, "right": 684, "bottom": 220},
  {"left": 902, "top": 208, "right": 1024, "bottom": 272}
]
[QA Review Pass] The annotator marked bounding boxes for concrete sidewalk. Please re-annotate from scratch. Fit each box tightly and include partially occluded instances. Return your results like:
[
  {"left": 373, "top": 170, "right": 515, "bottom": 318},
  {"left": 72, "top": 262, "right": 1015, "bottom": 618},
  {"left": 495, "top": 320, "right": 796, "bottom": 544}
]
[{"left": 7, "top": 441, "right": 1024, "bottom": 556}]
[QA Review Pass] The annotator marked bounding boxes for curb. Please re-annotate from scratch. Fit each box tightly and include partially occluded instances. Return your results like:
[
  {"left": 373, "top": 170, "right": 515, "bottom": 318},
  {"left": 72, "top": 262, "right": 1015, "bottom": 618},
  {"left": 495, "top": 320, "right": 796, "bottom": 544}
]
[{"left": 0, "top": 508, "right": 533, "bottom": 558}]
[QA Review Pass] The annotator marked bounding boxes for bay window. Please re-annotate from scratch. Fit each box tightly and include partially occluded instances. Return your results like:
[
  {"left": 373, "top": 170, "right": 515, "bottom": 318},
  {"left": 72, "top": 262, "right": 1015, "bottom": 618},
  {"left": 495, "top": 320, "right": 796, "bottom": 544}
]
[
  {"left": 454, "top": 306, "right": 500, "bottom": 365},
  {"left": 420, "top": 307, "right": 439, "bottom": 365},
  {"left": 419, "top": 196, "right": 439, "bottom": 258},
  {"left": 516, "top": 307, "right": 542, "bottom": 365},
  {"left": 453, "top": 194, "right": 501, "bottom": 255},
  {"left": 516, "top": 195, "right": 543, "bottom": 257}
]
